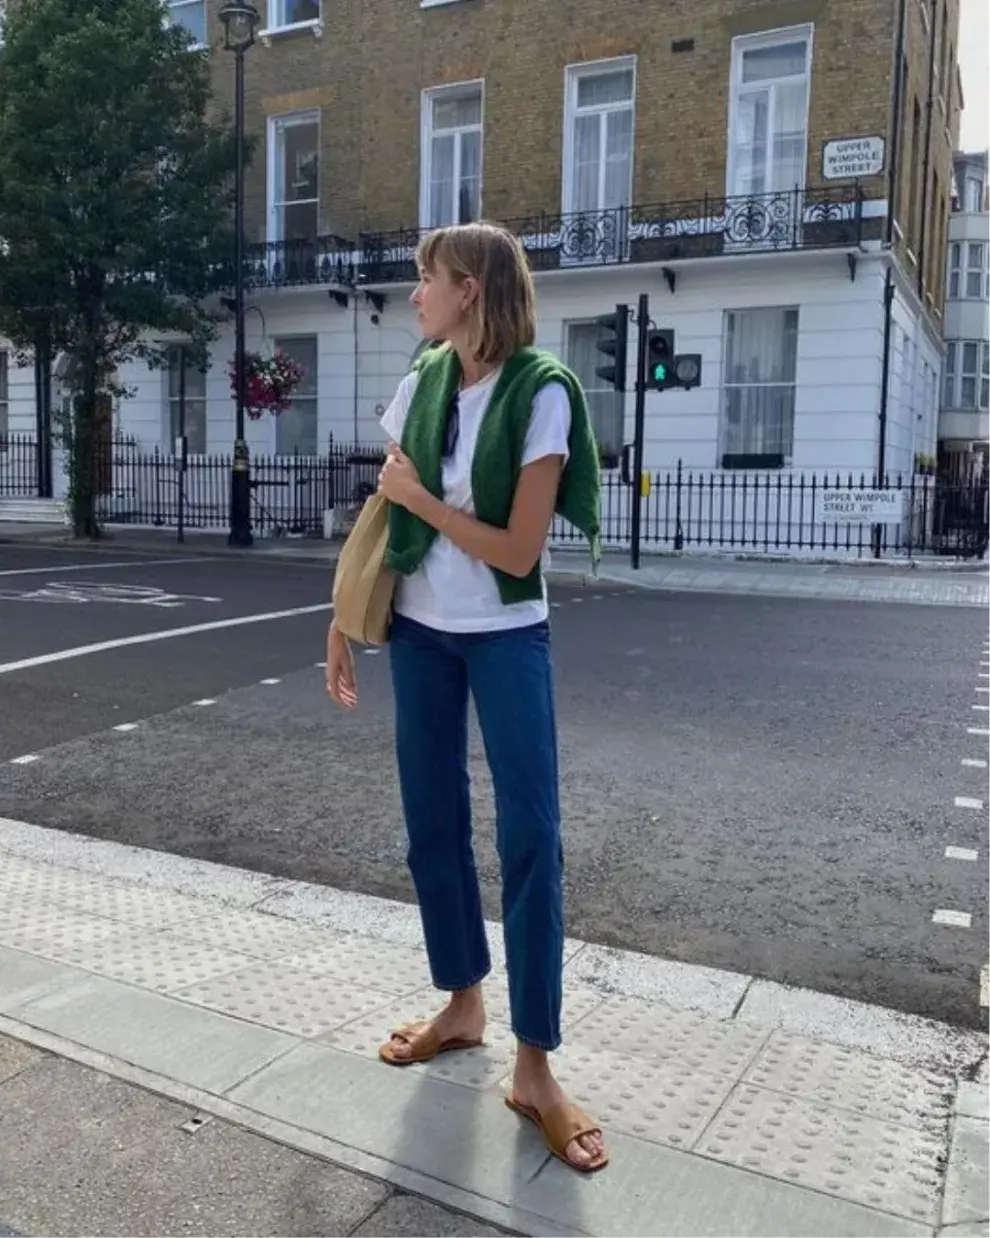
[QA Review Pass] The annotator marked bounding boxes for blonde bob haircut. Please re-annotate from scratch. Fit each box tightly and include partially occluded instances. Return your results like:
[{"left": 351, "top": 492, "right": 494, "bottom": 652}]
[{"left": 416, "top": 221, "right": 536, "bottom": 366}]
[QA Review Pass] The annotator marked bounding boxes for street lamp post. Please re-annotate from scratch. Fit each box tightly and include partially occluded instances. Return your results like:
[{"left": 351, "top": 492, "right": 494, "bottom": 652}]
[{"left": 219, "top": 1, "right": 259, "bottom": 548}]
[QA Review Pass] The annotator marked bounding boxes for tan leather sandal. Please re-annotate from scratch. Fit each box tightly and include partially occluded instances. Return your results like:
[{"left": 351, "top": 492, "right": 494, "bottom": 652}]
[
  {"left": 505, "top": 1095, "right": 609, "bottom": 1172},
  {"left": 378, "top": 1021, "right": 483, "bottom": 1066}
]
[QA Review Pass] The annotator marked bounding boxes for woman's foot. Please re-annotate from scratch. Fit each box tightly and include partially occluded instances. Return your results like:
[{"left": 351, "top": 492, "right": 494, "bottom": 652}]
[
  {"left": 511, "top": 1045, "right": 607, "bottom": 1170},
  {"left": 384, "top": 986, "right": 486, "bottom": 1062}
]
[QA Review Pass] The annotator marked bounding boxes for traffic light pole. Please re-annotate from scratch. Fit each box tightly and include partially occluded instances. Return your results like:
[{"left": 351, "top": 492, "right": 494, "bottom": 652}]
[{"left": 630, "top": 292, "right": 650, "bottom": 571}]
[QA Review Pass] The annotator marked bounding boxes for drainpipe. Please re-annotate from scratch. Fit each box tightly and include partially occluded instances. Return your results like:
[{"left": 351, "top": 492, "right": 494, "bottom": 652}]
[
  {"left": 915, "top": 0, "right": 939, "bottom": 295},
  {"left": 351, "top": 295, "right": 359, "bottom": 443},
  {"left": 877, "top": 267, "right": 895, "bottom": 480},
  {"left": 886, "top": 0, "right": 908, "bottom": 245}
]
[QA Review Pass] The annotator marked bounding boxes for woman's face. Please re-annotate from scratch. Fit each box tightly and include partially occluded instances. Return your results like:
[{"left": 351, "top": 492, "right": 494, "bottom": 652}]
[{"left": 410, "top": 261, "right": 477, "bottom": 342}]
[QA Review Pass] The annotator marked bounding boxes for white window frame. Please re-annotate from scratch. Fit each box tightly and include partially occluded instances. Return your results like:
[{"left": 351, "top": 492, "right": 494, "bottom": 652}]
[
  {"left": 726, "top": 24, "right": 814, "bottom": 201},
  {"left": 943, "top": 340, "right": 956, "bottom": 405},
  {"left": 419, "top": 80, "right": 484, "bottom": 231},
  {"left": 267, "top": 110, "right": 320, "bottom": 245},
  {"left": 719, "top": 306, "right": 799, "bottom": 468},
  {"left": 564, "top": 320, "right": 624, "bottom": 462},
  {"left": 164, "top": 0, "right": 206, "bottom": 48},
  {"left": 267, "top": 0, "right": 322, "bottom": 32},
  {"left": 273, "top": 335, "right": 319, "bottom": 457},
  {"left": 965, "top": 241, "right": 987, "bottom": 299},
  {"left": 948, "top": 241, "right": 962, "bottom": 297},
  {"left": 165, "top": 345, "right": 207, "bottom": 456},
  {"left": 561, "top": 56, "right": 637, "bottom": 220}
]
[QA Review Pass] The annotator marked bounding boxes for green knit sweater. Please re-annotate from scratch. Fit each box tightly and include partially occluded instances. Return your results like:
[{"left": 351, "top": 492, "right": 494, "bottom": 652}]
[{"left": 386, "top": 344, "right": 602, "bottom": 604}]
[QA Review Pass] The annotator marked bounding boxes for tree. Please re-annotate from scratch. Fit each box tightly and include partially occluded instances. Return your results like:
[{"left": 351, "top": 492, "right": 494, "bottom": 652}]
[{"left": 0, "top": 0, "right": 241, "bottom": 536}]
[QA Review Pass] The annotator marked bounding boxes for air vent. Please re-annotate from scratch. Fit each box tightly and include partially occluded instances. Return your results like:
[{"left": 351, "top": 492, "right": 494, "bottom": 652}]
[{"left": 671, "top": 38, "right": 695, "bottom": 53}]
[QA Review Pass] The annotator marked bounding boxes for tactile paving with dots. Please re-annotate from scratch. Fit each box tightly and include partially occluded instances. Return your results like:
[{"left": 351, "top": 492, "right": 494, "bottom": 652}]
[
  {"left": 175, "top": 961, "right": 394, "bottom": 1037},
  {"left": 551, "top": 1042, "right": 736, "bottom": 1150},
  {"left": 744, "top": 1032, "right": 953, "bottom": 1130},
  {"left": 275, "top": 934, "right": 434, "bottom": 995},
  {"left": 481, "top": 981, "right": 605, "bottom": 1033},
  {"left": 168, "top": 910, "right": 331, "bottom": 962},
  {"left": 0, "top": 905, "right": 130, "bottom": 962},
  {"left": 695, "top": 1084, "right": 946, "bottom": 1224},
  {"left": 568, "top": 994, "right": 769, "bottom": 1076}
]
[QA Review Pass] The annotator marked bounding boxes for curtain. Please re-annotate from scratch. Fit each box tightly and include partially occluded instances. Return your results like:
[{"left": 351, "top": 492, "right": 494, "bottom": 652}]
[
  {"left": 567, "top": 323, "right": 622, "bottom": 456},
  {"left": 275, "top": 337, "right": 319, "bottom": 456},
  {"left": 722, "top": 308, "right": 798, "bottom": 458}
]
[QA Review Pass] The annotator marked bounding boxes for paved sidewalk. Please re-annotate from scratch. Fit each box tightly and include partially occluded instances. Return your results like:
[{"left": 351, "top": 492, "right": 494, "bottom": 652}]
[
  {"left": 1, "top": 817, "right": 987, "bottom": 1237},
  {"left": 0, "top": 1036, "right": 510, "bottom": 1238},
  {"left": 1, "top": 521, "right": 986, "bottom": 607}
]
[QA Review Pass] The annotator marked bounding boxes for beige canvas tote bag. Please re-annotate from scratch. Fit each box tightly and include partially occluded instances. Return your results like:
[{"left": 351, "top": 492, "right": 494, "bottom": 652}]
[{"left": 331, "top": 493, "right": 395, "bottom": 646}]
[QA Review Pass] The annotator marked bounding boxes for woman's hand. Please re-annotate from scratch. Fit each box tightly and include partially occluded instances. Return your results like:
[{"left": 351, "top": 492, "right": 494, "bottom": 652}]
[
  {"left": 325, "top": 621, "right": 357, "bottom": 710},
  {"left": 378, "top": 446, "right": 423, "bottom": 510}
]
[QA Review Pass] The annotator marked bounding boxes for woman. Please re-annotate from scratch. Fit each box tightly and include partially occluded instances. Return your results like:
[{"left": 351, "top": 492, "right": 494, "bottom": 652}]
[{"left": 326, "top": 221, "right": 607, "bottom": 1172}]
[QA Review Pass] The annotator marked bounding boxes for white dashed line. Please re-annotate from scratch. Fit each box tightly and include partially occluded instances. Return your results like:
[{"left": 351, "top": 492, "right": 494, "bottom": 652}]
[
  {"left": 315, "top": 661, "right": 326, "bottom": 668},
  {"left": 972, "top": 704, "right": 989, "bottom": 712},
  {"left": 955, "top": 796, "right": 985, "bottom": 810},
  {"left": 10, "top": 754, "right": 40, "bottom": 765},
  {"left": 981, "top": 965, "right": 989, "bottom": 1008},
  {"left": 979, "top": 672, "right": 989, "bottom": 679},
  {"left": 946, "top": 846, "right": 979, "bottom": 861},
  {"left": 977, "top": 687, "right": 990, "bottom": 694},
  {"left": 192, "top": 699, "right": 216, "bottom": 707},
  {"left": 962, "top": 758, "right": 988, "bottom": 769},
  {"left": 260, "top": 678, "right": 281, "bottom": 685},
  {"left": 571, "top": 597, "right": 583, "bottom": 603},
  {"left": 967, "top": 727, "right": 989, "bottom": 736},
  {"left": 933, "top": 909, "right": 973, "bottom": 928},
  {"left": 112, "top": 723, "right": 138, "bottom": 733}
]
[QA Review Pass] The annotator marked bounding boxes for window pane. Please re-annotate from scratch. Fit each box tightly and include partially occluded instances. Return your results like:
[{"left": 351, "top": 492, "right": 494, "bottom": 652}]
[
  {"left": 967, "top": 242, "right": 984, "bottom": 269},
  {"left": 603, "top": 108, "right": 632, "bottom": 209},
  {"left": 725, "top": 307, "right": 798, "bottom": 383},
  {"left": 950, "top": 241, "right": 961, "bottom": 268},
  {"left": 566, "top": 322, "right": 622, "bottom": 455},
  {"left": 576, "top": 68, "right": 634, "bottom": 108},
  {"left": 284, "top": 123, "right": 318, "bottom": 202},
  {"left": 966, "top": 271, "right": 983, "bottom": 297},
  {"left": 949, "top": 271, "right": 960, "bottom": 297},
  {"left": 966, "top": 176, "right": 985, "bottom": 212},
  {"left": 433, "top": 91, "right": 481, "bottom": 130},
  {"left": 0, "top": 350, "right": 10, "bottom": 403},
  {"left": 741, "top": 40, "right": 807, "bottom": 83},
  {"left": 284, "top": 0, "right": 320, "bottom": 24},
  {"left": 167, "top": 0, "right": 205, "bottom": 44},
  {"left": 732, "top": 91, "right": 769, "bottom": 195},
  {"left": 722, "top": 307, "right": 798, "bottom": 462},
  {"left": 961, "top": 377, "right": 977, "bottom": 407},
  {"left": 274, "top": 337, "right": 318, "bottom": 455},
  {"left": 572, "top": 113, "right": 601, "bottom": 213},
  {"left": 962, "top": 342, "right": 979, "bottom": 374},
  {"left": 458, "top": 130, "right": 481, "bottom": 222},
  {"left": 429, "top": 133, "right": 455, "bottom": 226}
]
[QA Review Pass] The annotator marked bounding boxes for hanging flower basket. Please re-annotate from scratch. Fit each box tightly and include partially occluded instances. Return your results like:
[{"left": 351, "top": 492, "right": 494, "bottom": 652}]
[{"left": 229, "top": 349, "right": 306, "bottom": 419}]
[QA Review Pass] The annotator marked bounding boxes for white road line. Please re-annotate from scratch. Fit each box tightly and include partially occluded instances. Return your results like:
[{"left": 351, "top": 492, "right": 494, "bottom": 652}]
[
  {"left": 972, "top": 704, "right": 990, "bottom": 712},
  {"left": 112, "top": 723, "right": 138, "bottom": 733},
  {"left": 946, "top": 846, "right": 979, "bottom": 861},
  {"left": 933, "top": 909, "right": 972, "bottom": 928},
  {"left": 977, "top": 686, "right": 990, "bottom": 694},
  {"left": 259, "top": 678, "right": 281, "bottom": 685},
  {"left": 0, "top": 557, "right": 216, "bottom": 577},
  {"left": 10, "top": 754, "right": 40, "bottom": 765},
  {"left": 979, "top": 672, "right": 989, "bottom": 679},
  {"left": 314, "top": 661, "right": 326, "bottom": 668},
  {"left": 0, "top": 603, "right": 332, "bottom": 676},
  {"left": 962, "top": 758, "right": 988, "bottom": 768},
  {"left": 981, "top": 965, "right": 989, "bottom": 1009},
  {"left": 192, "top": 699, "right": 216, "bottom": 707},
  {"left": 571, "top": 597, "right": 583, "bottom": 603},
  {"left": 955, "top": 796, "right": 985, "bottom": 810}
]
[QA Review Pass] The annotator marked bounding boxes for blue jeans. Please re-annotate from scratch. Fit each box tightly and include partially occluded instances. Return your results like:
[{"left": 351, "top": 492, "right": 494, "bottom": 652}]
[{"left": 389, "top": 613, "right": 564, "bottom": 1051}]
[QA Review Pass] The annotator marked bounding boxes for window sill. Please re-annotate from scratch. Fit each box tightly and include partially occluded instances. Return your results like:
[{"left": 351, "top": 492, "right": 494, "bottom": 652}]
[
  {"left": 258, "top": 19, "right": 323, "bottom": 45},
  {"left": 721, "top": 453, "right": 787, "bottom": 470},
  {"left": 420, "top": 0, "right": 467, "bottom": 7}
]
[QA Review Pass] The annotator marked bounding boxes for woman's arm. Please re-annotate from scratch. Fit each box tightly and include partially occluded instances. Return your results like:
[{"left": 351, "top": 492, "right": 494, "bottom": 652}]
[{"left": 379, "top": 449, "right": 563, "bottom": 579}]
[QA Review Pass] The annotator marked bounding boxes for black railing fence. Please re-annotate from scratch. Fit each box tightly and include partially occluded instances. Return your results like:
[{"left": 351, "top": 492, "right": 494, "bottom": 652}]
[
  {"left": 0, "top": 432, "right": 40, "bottom": 497},
  {"left": 3, "top": 434, "right": 987, "bottom": 558},
  {"left": 551, "top": 465, "right": 989, "bottom": 559}
]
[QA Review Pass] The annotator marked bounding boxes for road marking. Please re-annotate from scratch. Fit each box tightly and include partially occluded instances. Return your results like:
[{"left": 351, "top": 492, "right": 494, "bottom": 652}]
[
  {"left": 314, "top": 661, "right": 326, "bottom": 668},
  {"left": 955, "top": 796, "right": 985, "bottom": 810},
  {"left": 192, "top": 699, "right": 216, "bottom": 707},
  {"left": 977, "top": 687, "right": 990, "bottom": 694},
  {"left": 10, "top": 754, "right": 40, "bottom": 765},
  {"left": 982, "top": 965, "right": 989, "bottom": 1009},
  {"left": 0, "top": 557, "right": 217, "bottom": 578},
  {"left": 933, "top": 909, "right": 972, "bottom": 928},
  {"left": 946, "top": 846, "right": 979, "bottom": 861},
  {"left": 967, "top": 727, "right": 990, "bottom": 736},
  {"left": 962, "top": 758, "right": 988, "bottom": 768},
  {"left": 259, "top": 678, "right": 281, "bottom": 685},
  {"left": 571, "top": 597, "right": 583, "bottom": 603},
  {"left": 550, "top": 602, "right": 561, "bottom": 608},
  {"left": 0, "top": 603, "right": 332, "bottom": 676},
  {"left": 972, "top": 704, "right": 990, "bottom": 712},
  {"left": 112, "top": 723, "right": 139, "bottom": 733}
]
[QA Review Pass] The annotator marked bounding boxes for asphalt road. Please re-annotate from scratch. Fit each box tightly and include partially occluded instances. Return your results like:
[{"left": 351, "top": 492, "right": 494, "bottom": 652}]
[{"left": 0, "top": 542, "right": 986, "bottom": 1030}]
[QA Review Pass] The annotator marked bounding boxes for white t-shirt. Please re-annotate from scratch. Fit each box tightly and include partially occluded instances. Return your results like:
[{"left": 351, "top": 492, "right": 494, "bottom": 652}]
[{"left": 380, "top": 368, "right": 571, "bottom": 633}]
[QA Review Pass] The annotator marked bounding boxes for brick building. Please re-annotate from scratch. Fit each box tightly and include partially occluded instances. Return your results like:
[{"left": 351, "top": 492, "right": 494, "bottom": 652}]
[{"left": 0, "top": 0, "right": 964, "bottom": 522}]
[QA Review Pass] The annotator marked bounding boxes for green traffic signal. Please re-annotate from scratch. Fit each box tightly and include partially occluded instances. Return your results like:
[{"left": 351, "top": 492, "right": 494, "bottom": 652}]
[{"left": 653, "top": 363, "right": 667, "bottom": 382}]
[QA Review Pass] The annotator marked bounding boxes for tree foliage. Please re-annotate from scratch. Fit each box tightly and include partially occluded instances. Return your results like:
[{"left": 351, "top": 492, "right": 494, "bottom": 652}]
[{"left": 0, "top": 0, "right": 241, "bottom": 535}]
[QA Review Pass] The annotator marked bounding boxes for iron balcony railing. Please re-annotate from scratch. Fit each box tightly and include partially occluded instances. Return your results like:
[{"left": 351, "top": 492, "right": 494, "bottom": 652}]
[{"left": 238, "top": 185, "right": 877, "bottom": 291}]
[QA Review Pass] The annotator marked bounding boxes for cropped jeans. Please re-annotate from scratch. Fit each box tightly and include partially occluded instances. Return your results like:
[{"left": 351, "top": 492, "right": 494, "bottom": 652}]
[{"left": 389, "top": 612, "right": 564, "bottom": 1051}]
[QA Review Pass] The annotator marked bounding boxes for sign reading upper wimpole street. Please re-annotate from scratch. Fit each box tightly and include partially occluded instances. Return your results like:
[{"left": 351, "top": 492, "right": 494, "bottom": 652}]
[
  {"left": 821, "top": 136, "right": 886, "bottom": 181},
  {"left": 820, "top": 490, "right": 906, "bottom": 524}
]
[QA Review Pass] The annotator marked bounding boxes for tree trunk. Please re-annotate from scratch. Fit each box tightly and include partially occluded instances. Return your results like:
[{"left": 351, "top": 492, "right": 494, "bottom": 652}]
[{"left": 69, "top": 358, "right": 101, "bottom": 540}]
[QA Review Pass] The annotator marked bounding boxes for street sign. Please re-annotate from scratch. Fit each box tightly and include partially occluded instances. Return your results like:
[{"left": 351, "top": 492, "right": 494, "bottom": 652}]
[
  {"left": 821, "top": 135, "right": 886, "bottom": 181},
  {"left": 820, "top": 490, "right": 906, "bottom": 524}
]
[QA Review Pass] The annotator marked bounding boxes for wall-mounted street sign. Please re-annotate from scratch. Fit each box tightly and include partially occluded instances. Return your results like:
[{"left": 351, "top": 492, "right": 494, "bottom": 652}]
[
  {"left": 821, "top": 135, "right": 886, "bottom": 181},
  {"left": 820, "top": 489, "right": 906, "bottom": 524}
]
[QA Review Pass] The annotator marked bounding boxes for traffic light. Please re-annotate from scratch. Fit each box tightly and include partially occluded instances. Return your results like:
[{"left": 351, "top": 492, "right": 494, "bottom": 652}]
[
  {"left": 673, "top": 353, "right": 702, "bottom": 390},
  {"left": 594, "top": 304, "right": 629, "bottom": 391},
  {"left": 645, "top": 328, "right": 675, "bottom": 390}
]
